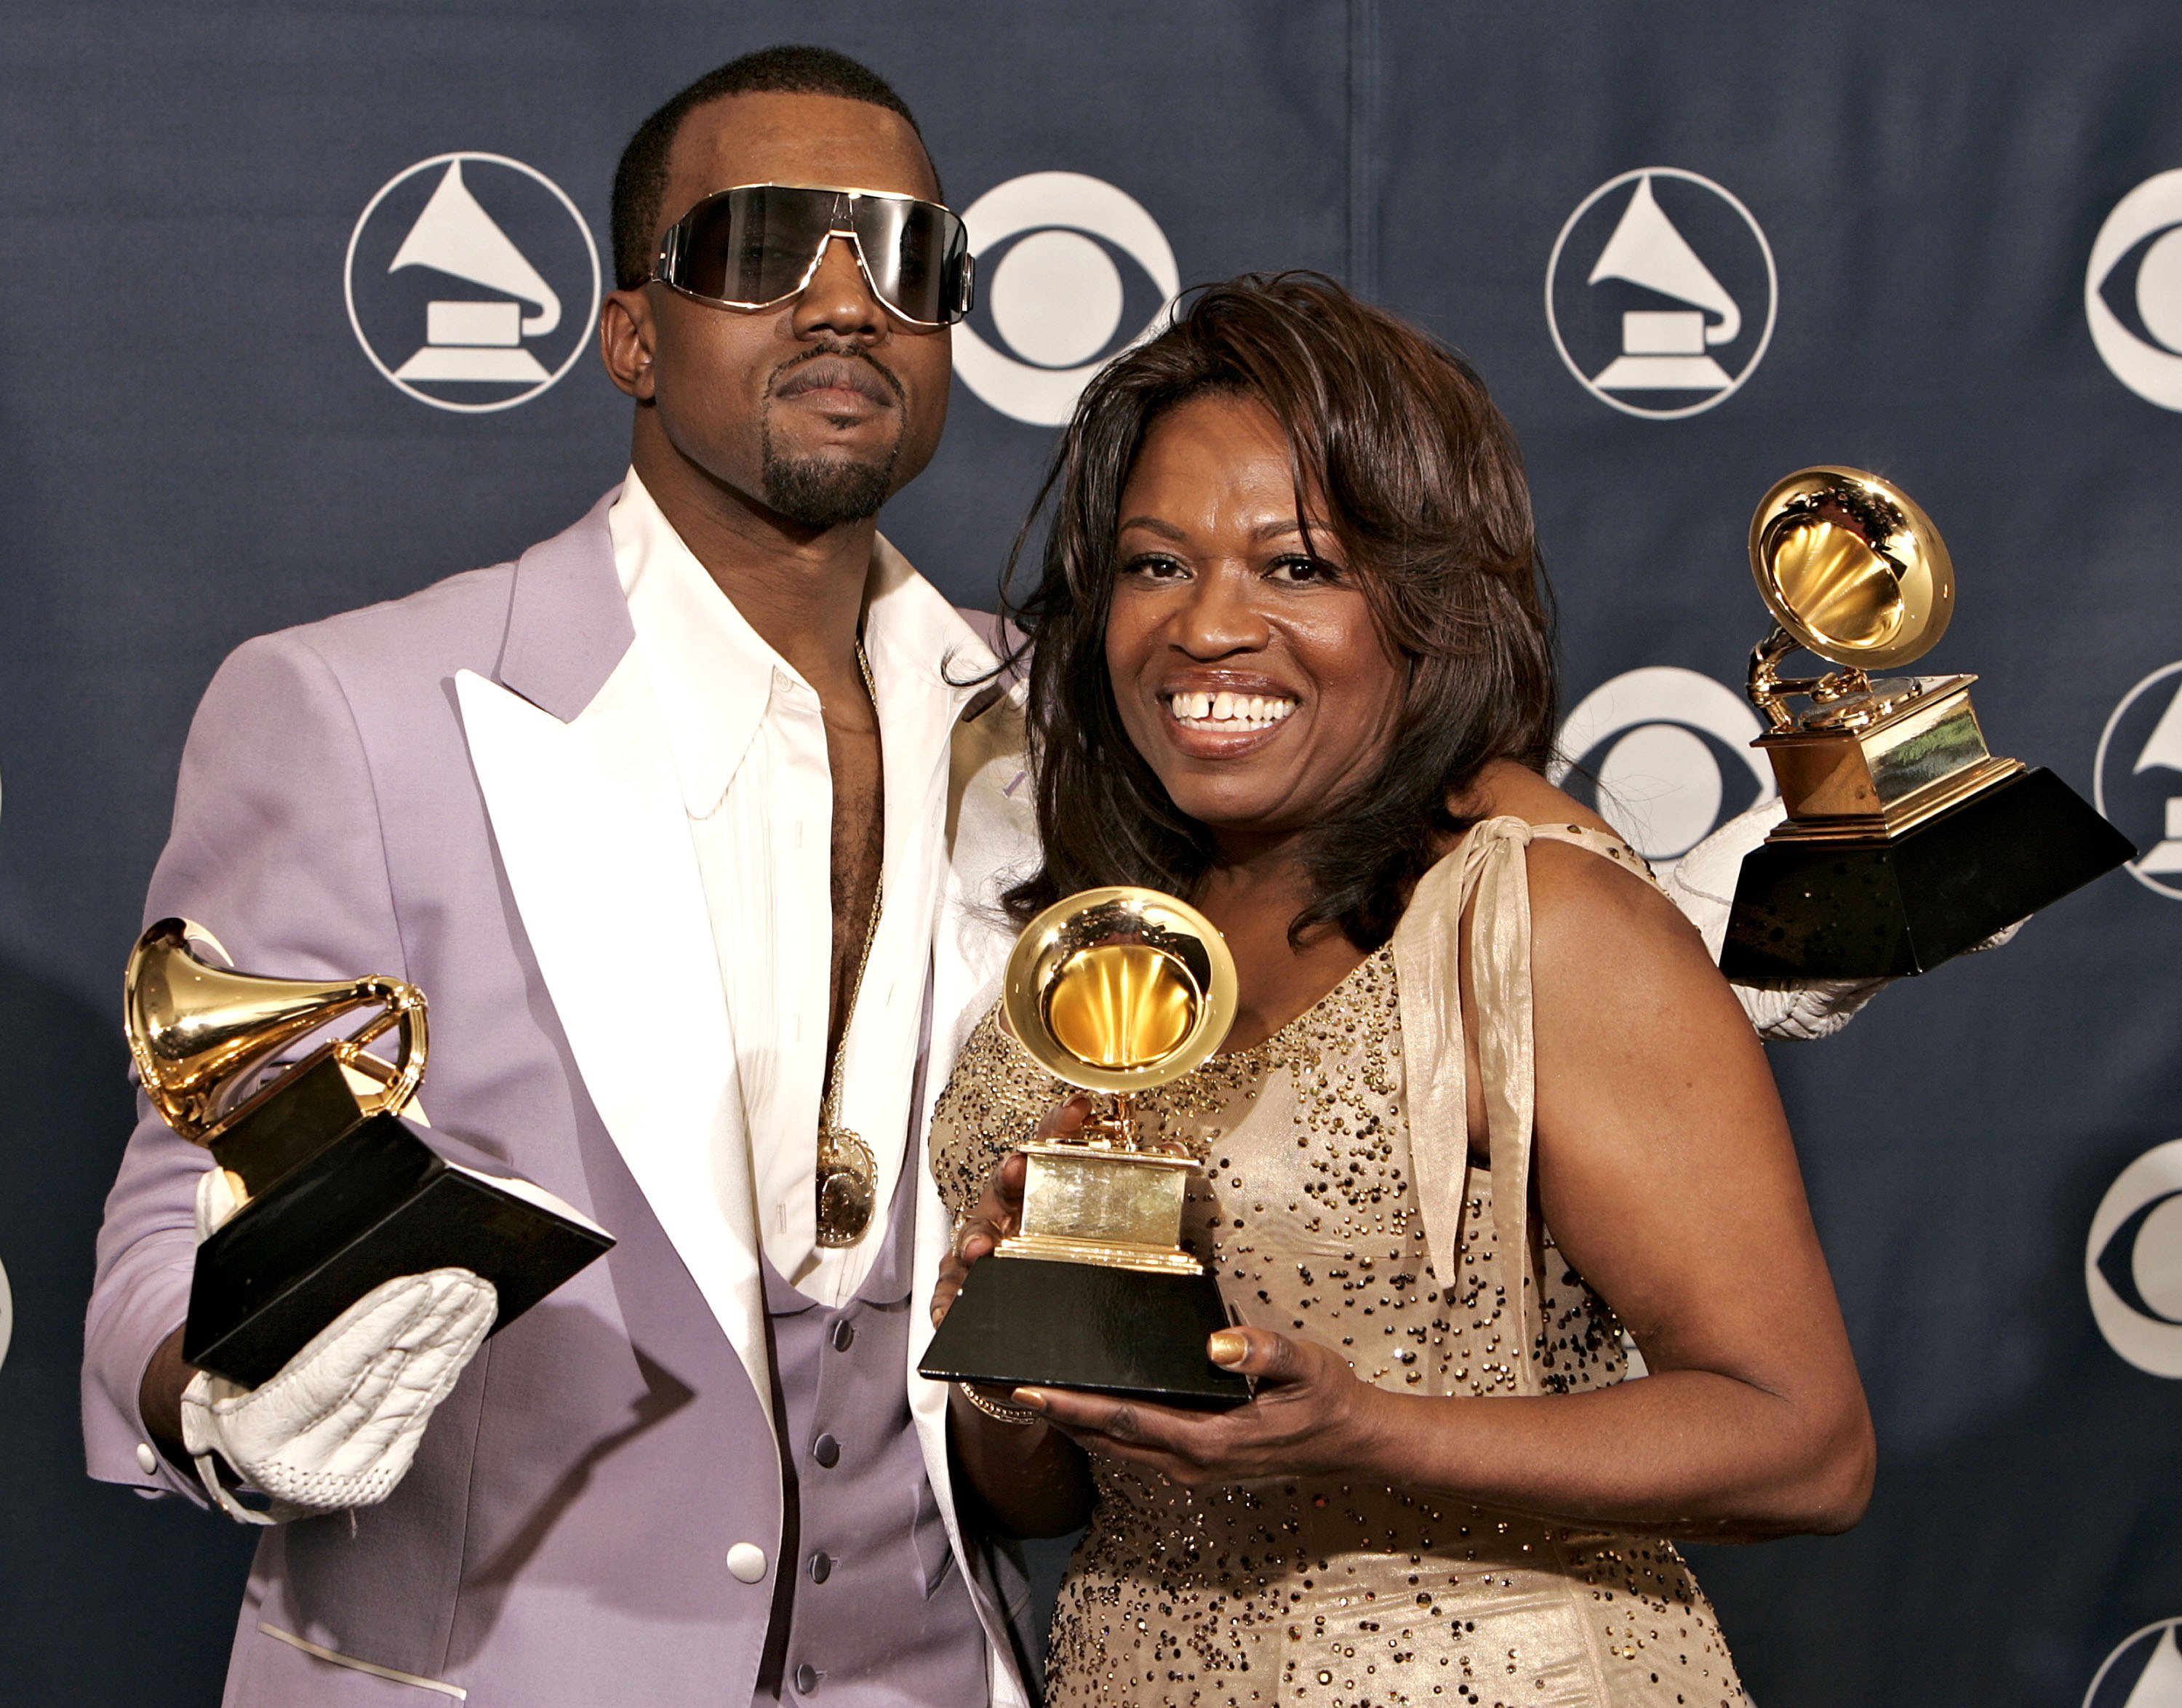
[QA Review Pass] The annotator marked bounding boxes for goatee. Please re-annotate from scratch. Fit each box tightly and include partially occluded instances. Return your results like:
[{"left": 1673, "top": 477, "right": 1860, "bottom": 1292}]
[{"left": 759, "top": 426, "right": 900, "bottom": 531}]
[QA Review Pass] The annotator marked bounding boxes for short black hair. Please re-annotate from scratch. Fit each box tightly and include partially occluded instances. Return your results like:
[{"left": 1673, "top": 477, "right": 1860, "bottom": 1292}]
[{"left": 610, "top": 44, "right": 931, "bottom": 291}]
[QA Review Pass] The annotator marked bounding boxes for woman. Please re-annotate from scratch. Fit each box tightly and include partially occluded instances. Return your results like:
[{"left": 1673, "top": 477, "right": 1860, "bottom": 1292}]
[{"left": 929, "top": 274, "right": 1873, "bottom": 1707}]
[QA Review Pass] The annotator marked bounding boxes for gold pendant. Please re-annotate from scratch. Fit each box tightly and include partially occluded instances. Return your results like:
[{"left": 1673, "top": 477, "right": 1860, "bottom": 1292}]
[{"left": 815, "top": 1125, "right": 877, "bottom": 1248}]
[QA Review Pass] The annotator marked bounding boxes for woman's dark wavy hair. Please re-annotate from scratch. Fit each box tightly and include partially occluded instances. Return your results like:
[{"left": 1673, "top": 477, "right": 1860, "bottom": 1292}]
[{"left": 998, "top": 271, "right": 1557, "bottom": 951}]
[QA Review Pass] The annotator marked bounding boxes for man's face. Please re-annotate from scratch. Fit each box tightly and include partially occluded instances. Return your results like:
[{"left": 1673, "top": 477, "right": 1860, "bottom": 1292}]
[{"left": 625, "top": 91, "right": 952, "bottom": 529}]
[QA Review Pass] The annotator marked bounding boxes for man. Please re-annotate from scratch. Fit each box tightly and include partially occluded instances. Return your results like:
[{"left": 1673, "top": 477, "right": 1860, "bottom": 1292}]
[
  {"left": 85, "top": 46, "right": 1037, "bottom": 1706},
  {"left": 83, "top": 39, "right": 1890, "bottom": 1708}
]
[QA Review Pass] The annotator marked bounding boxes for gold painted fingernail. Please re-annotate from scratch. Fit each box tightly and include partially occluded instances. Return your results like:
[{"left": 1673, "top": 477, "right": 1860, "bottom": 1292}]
[{"left": 1207, "top": 1329, "right": 1248, "bottom": 1367}]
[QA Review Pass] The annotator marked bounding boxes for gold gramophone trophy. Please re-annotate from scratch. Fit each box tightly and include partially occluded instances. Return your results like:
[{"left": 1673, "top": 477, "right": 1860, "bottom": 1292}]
[
  {"left": 1719, "top": 468, "right": 2133, "bottom": 979},
  {"left": 128, "top": 919, "right": 613, "bottom": 1386},
  {"left": 919, "top": 887, "right": 1252, "bottom": 1408}
]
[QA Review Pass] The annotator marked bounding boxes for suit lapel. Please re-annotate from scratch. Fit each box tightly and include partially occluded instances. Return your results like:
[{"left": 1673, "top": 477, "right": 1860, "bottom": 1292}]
[{"left": 457, "top": 503, "right": 772, "bottom": 1439}]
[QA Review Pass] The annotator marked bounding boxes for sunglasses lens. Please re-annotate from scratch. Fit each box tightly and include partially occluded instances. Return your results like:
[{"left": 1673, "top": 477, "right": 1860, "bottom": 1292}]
[
  {"left": 664, "top": 187, "right": 971, "bottom": 324},
  {"left": 672, "top": 186, "right": 831, "bottom": 305},
  {"left": 852, "top": 196, "right": 970, "bottom": 324}
]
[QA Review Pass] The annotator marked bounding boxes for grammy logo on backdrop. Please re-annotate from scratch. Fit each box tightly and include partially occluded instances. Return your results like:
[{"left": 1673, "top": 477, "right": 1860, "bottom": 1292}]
[
  {"left": 345, "top": 151, "right": 600, "bottom": 414},
  {"left": 386, "top": 159, "right": 562, "bottom": 385},
  {"left": 1546, "top": 167, "right": 1778, "bottom": 420},
  {"left": 2096, "top": 661, "right": 2182, "bottom": 895},
  {"left": 1585, "top": 175, "right": 1743, "bottom": 395},
  {"left": 1719, "top": 467, "right": 2133, "bottom": 979}
]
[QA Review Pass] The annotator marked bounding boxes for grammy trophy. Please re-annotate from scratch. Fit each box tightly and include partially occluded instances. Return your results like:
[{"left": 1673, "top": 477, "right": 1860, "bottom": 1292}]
[
  {"left": 919, "top": 887, "right": 1252, "bottom": 1408},
  {"left": 1720, "top": 468, "right": 2133, "bottom": 979},
  {"left": 127, "top": 919, "right": 613, "bottom": 1386}
]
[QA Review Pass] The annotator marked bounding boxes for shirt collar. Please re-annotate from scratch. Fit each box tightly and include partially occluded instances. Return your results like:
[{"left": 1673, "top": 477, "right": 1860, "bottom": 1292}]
[{"left": 611, "top": 467, "right": 996, "bottom": 818}]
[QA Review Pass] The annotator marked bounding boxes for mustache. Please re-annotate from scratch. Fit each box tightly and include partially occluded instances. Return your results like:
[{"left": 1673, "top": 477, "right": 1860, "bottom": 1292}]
[{"left": 767, "top": 341, "right": 908, "bottom": 407}]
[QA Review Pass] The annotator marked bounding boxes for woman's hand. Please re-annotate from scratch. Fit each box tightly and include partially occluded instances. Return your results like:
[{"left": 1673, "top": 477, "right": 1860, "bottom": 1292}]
[
  {"left": 930, "top": 1095, "right": 1100, "bottom": 1539},
  {"left": 930, "top": 1094, "right": 1090, "bottom": 1327},
  {"left": 1020, "top": 1325, "right": 1387, "bottom": 1488}
]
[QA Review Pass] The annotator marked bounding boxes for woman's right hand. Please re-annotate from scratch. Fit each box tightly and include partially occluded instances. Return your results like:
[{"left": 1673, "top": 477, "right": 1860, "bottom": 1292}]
[
  {"left": 930, "top": 1093, "right": 1092, "bottom": 1327},
  {"left": 932, "top": 1096, "right": 1100, "bottom": 1537}
]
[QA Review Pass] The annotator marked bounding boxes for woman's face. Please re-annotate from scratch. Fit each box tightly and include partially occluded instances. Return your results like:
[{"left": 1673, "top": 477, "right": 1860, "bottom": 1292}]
[{"left": 1103, "top": 394, "right": 1406, "bottom": 845}]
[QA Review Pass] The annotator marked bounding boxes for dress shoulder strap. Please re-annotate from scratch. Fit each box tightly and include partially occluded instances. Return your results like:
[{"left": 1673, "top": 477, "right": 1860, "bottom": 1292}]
[
  {"left": 1391, "top": 815, "right": 1607, "bottom": 1398},
  {"left": 1524, "top": 821, "right": 1665, "bottom": 894},
  {"left": 1390, "top": 818, "right": 1668, "bottom": 1394}
]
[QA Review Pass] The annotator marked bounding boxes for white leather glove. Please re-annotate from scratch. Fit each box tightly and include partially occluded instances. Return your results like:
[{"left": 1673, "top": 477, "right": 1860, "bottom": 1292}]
[
  {"left": 182, "top": 1169, "right": 495, "bottom": 1523},
  {"left": 1666, "top": 797, "right": 2026, "bottom": 1040}
]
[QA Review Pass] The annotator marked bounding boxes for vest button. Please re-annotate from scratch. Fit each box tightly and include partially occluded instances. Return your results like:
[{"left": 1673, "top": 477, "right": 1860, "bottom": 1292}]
[
  {"left": 811, "top": 1432, "right": 841, "bottom": 1468},
  {"left": 725, "top": 1542, "right": 768, "bottom": 1584},
  {"left": 794, "top": 1662, "right": 820, "bottom": 1694},
  {"left": 808, "top": 1551, "right": 833, "bottom": 1584},
  {"left": 830, "top": 1320, "right": 855, "bottom": 1352}
]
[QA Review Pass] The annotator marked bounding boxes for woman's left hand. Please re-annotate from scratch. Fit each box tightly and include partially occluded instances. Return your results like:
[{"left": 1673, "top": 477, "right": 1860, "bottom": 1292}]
[{"left": 1016, "top": 1326, "right": 1388, "bottom": 1488}]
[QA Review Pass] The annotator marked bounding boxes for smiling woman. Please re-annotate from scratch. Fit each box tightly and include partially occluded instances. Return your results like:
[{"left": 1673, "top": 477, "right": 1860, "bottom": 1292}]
[
  {"left": 1002, "top": 274, "right": 1556, "bottom": 956},
  {"left": 929, "top": 275, "right": 1874, "bottom": 1708}
]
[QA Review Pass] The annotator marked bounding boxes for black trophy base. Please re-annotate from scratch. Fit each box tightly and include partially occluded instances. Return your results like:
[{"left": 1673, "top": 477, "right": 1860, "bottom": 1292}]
[
  {"left": 919, "top": 1253, "right": 1252, "bottom": 1409},
  {"left": 1721, "top": 766, "right": 2135, "bottom": 981},
  {"left": 186, "top": 1055, "right": 615, "bottom": 1387}
]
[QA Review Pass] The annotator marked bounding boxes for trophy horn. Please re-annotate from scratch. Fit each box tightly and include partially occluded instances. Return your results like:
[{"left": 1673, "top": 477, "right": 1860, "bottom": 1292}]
[
  {"left": 1003, "top": 887, "right": 1237, "bottom": 1133},
  {"left": 1746, "top": 466, "right": 1957, "bottom": 729},
  {"left": 124, "top": 918, "right": 428, "bottom": 1143}
]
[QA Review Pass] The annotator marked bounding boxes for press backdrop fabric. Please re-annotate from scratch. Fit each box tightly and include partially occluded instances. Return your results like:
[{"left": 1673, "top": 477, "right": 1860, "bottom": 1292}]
[{"left": 3, "top": 5, "right": 2179, "bottom": 1704}]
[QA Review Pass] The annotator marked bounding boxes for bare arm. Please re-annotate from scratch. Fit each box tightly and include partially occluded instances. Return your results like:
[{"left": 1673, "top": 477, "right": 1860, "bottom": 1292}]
[{"left": 1019, "top": 841, "right": 1874, "bottom": 1543}]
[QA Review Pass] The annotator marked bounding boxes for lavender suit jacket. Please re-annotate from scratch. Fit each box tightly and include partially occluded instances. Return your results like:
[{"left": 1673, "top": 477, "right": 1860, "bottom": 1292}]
[{"left": 81, "top": 492, "right": 1036, "bottom": 1706}]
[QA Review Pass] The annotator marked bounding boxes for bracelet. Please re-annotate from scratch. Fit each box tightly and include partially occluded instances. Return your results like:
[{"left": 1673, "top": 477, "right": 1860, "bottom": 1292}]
[{"left": 956, "top": 1382, "right": 1042, "bottom": 1426}]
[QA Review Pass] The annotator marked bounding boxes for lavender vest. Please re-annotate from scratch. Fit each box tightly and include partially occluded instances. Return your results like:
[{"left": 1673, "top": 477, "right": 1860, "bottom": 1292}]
[{"left": 754, "top": 1157, "right": 986, "bottom": 1704}]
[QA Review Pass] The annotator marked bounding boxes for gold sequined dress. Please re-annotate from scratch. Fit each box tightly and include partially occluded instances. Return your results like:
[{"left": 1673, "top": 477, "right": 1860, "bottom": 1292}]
[{"left": 930, "top": 820, "right": 1746, "bottom": 1708}]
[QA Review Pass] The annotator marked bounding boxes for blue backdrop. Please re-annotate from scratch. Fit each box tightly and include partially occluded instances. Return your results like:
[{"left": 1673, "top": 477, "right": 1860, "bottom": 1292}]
[{"left": 4, "top": 4, "right": 2179, "bottom": 1703}]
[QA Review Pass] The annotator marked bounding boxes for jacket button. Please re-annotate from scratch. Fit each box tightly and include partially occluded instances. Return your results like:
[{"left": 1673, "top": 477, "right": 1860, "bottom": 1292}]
[
  {"left": 830, "top": 1320, "right": 855, "bottom": 1352},
  {"left": 794, "top": 1662, "right": 820, "bottom": 1694},
  {"left": 811, "top": 1433, "right": 840, "bottom": 1468},
  {"left": 135, "top": 1442, "right": 160, "bottom": 1475},
  {"left": 808, "top": 1551, "right": 833, "bottom": 1584},
  {"left": 726, "top": 1542, "right": 767, "bottom": 1584}
]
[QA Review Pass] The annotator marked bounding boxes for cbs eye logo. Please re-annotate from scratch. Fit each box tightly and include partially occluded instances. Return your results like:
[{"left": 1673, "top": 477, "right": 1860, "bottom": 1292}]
[
  {"left": 2087, "top": 1138, "right": 2182, "bottom": 1378},
  {"left": 954, "top": 172, "right": 1180, "bottom": 427},
  {"left": 1548, "top": 666, "right": 1775, "bottom": 873},
  {"left": 2086, "top": 169, "right": 2182, "bottom": 410}
]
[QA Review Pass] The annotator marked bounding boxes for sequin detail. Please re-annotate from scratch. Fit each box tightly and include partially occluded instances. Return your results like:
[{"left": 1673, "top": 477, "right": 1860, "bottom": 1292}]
[{"left": 930, "top": 932, "right": 1744, "bottom": 1707}]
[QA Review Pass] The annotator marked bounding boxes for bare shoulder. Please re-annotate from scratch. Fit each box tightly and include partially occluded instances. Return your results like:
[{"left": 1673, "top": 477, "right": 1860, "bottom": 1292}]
[
  {"left": 1453, "top": 759, "right": 1617, "bottom": 836},
  {"left": 1452, "top": 762, "right": 1674, "bottom": 927},
  {"left": 1455, "top": 767, "right": 1714, "bottom": 985},
  {"left": 1527, "top": 841, "right": 1746, "bottom": 1047}
]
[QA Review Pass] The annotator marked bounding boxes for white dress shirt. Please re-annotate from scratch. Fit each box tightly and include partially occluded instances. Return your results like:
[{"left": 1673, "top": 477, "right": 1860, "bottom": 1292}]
[{"left": 611, "top": 468, "right": 987, "bottom": 1305}]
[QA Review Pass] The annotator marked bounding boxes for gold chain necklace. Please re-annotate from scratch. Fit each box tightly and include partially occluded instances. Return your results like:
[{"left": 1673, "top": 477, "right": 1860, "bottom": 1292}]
[{"left": 815, "top": 639, "right": 882, "bottom": 1249}]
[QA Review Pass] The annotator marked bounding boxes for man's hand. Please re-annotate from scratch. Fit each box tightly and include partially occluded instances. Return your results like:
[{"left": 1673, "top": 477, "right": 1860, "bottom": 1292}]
[
  {"left": 180, "top": 1268, "right": 495, "bottom": 1523},
  {"left": 1667, "top": 797, "right": 2029, "bottom": 1039},
  {"left": 148, "top": 1163, "right": 495, "bottom": 1524},
  {"left": 1019, "top": 1325, "right": 1386, "bottom": 1488}
]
